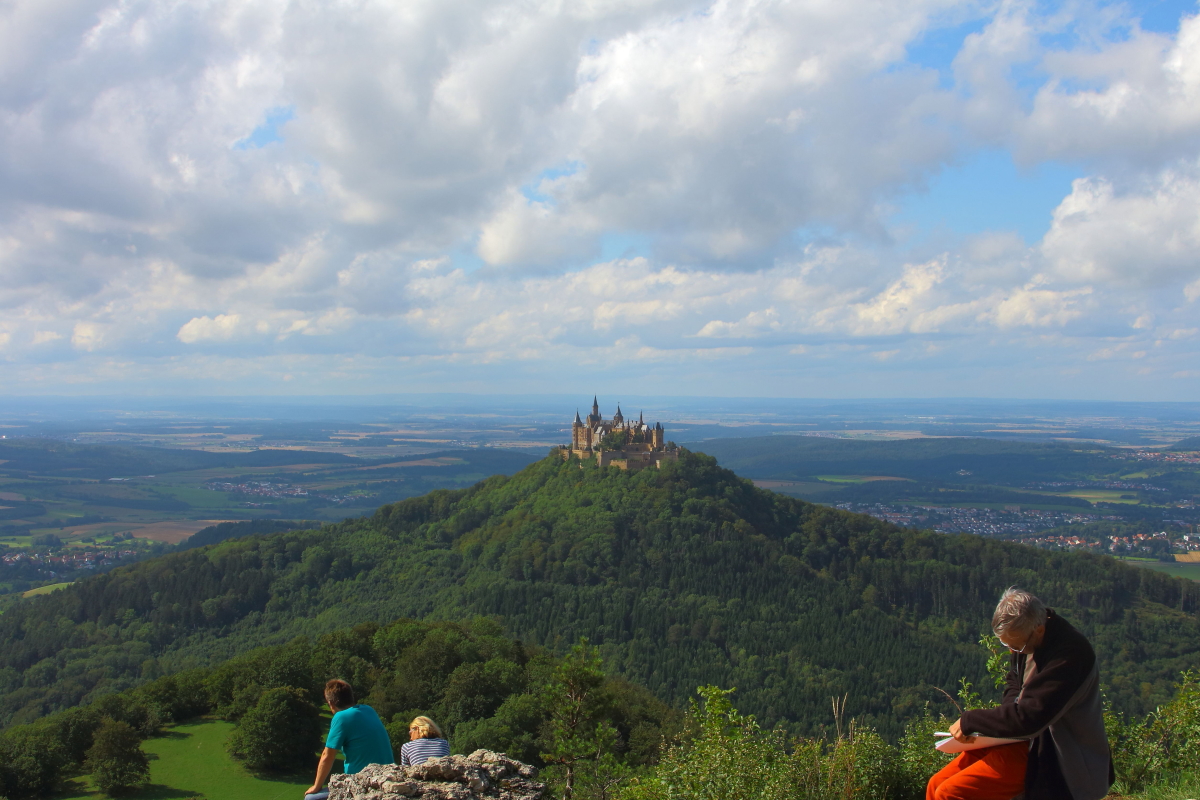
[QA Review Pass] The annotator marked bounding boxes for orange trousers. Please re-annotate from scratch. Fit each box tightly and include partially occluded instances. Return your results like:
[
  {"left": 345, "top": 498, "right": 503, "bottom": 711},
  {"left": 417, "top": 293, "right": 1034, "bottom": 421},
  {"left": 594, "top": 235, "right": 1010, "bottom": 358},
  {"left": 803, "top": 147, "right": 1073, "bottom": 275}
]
[{"left": 926, "top": 742, "right": 1028, "bottom": 800}]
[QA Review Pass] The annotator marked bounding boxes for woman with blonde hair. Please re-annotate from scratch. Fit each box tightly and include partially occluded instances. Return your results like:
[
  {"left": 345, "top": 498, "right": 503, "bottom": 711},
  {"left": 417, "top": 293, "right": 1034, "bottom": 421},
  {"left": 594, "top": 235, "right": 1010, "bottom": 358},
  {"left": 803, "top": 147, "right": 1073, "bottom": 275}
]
[{"left": 399, "top": 716, "right": 450, "bottom": 766}]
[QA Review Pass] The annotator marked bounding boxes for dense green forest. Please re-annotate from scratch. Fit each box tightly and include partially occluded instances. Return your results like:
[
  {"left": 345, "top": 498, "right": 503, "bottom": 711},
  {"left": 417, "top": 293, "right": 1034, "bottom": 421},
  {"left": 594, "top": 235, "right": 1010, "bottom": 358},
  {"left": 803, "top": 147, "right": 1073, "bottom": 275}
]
[
  {"left": 2, "top": 451, "right": 1198, "bottom": 741},
  {"left": 176, "top": 519, "right": 318, "bottom": 552}
]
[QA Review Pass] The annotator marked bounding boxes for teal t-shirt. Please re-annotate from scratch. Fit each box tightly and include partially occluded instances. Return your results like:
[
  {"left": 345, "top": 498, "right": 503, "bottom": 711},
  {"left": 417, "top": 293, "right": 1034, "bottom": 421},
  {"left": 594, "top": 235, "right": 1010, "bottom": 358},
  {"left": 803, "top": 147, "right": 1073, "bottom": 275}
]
[{"left": 325, "top": 705, "right": 394, "bottom": 774}]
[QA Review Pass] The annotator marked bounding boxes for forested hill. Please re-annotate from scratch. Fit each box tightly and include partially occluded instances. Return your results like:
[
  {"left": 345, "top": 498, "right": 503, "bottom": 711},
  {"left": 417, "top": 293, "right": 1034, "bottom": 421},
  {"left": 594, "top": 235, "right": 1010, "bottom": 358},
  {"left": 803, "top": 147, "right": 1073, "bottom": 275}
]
[{"left": 2, "top": 451, "right": 1198, "bottom": 737}]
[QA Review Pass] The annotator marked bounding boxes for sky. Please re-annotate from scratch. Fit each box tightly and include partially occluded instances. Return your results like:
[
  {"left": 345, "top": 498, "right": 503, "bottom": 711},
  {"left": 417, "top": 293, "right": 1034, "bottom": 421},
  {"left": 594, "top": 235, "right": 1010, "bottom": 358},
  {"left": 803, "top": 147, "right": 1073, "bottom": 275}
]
[{"left": 2, "top": 0, "right": 1200, "bottom": 401}]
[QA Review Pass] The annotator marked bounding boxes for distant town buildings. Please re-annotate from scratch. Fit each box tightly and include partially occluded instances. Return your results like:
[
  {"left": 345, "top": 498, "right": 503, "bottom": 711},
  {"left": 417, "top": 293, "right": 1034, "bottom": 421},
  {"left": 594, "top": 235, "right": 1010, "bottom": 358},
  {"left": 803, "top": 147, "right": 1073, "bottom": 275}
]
[{"left": 205, "top": 480, "right": 362, "bottom": 506}]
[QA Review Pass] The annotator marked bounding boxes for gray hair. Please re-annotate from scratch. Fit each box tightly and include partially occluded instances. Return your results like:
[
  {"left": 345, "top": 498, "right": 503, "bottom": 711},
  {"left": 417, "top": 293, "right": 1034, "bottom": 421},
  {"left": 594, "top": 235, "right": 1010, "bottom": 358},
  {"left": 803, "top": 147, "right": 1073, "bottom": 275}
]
[{"left": 992, "top": 587, "right": 1047, "bottom": 636}]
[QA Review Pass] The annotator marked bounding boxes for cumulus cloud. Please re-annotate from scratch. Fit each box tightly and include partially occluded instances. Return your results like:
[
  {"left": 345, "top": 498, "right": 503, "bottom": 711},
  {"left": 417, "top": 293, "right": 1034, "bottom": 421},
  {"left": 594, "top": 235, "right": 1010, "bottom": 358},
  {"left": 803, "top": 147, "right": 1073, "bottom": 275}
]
[
  {"left": 0, "top": 0, "right": 1198, "bottom": 396},
  {"left": 177, "top": 314, "right": 242, "bottom": 344},
  {"left": 1042, "top": 164, "right": 1200, "bottom": 287}
]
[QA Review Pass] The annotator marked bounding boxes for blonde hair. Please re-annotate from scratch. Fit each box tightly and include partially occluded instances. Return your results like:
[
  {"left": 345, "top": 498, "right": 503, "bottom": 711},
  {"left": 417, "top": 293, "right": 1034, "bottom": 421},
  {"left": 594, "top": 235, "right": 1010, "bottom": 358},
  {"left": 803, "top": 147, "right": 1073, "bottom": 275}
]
[{"left": 409, "top": 716, "right": 443, "bottom": 739}]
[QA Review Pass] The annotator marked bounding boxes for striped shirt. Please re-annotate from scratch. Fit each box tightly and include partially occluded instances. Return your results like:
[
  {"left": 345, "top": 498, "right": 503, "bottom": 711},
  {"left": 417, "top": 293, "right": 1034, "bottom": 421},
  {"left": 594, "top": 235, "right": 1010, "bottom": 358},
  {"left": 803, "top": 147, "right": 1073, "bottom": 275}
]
[{"left": 400, "top": 737, "right": 450, "bottom": 766}]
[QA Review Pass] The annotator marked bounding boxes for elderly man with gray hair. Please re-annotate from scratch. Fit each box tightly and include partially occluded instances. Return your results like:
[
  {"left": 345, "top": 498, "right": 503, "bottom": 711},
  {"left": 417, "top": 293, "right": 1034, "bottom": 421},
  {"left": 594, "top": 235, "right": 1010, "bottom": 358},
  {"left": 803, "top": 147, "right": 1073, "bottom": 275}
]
[{"left": 927, "top": 587, "right": 1114, "bottom": 800}]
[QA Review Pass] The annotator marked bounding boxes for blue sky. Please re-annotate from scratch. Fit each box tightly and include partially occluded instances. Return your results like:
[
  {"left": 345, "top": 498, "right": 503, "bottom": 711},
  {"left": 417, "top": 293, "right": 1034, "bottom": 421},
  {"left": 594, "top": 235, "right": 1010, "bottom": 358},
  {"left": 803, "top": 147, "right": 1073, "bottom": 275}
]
[
  {"left": 1, "top": 0, "right": 1199, "bottom": 400},
  {"left": 893, "top": 151, "right": 1082, "bottom": 244}
]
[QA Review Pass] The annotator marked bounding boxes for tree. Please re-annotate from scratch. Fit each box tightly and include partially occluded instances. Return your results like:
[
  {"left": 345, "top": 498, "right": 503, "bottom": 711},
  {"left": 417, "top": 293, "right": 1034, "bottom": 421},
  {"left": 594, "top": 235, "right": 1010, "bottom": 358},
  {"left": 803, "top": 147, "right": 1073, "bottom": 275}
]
[
  {"left": 85, "top": 719, "right": 150, "bottom": 797},
  {"left": 598, "top": 430, "right": 628, "bottom": 451},
  {"left": 227, "top": 687, "right": 321, "bottom": 772},
  {"left": 0, "top": 723, "right": 70, "bottom": 799},
  {"left": 540, "top": 641, "right": 617, "bottom": 800}
]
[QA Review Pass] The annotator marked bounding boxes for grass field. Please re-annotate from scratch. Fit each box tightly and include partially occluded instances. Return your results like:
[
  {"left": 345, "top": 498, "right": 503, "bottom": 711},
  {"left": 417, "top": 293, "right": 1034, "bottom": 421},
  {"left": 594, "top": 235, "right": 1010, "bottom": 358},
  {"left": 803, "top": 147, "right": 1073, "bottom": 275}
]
[
  {"left": 22, "top": 581, "right": 72, "bottom": 597},
  {"left": 55, "top": 720, "right": 313, "bottom": 800},
  {"left": 752, "top": 480, "right": 840, "bottom": 493},
  {"left": 814, "top": 475, "right": 912, "bottom": 483},
  {"left": 1027, "top": 488, "right": 1143, "bottom": 504}
]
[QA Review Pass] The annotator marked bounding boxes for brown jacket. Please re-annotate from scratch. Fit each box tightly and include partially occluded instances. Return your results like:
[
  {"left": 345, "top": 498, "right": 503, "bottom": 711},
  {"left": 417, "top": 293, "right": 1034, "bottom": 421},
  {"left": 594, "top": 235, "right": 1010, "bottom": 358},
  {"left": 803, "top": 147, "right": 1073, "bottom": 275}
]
[{"left": 960, "top": 610, "right": 1114, "bottom": 800}]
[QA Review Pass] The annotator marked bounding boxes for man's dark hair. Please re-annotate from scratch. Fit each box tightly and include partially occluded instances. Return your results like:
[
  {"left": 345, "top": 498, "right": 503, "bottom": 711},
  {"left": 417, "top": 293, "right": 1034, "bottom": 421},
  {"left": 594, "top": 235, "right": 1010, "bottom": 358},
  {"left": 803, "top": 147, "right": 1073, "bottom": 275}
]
[{"left": 324, "top": 679, "right": 356, "bottom": 710}]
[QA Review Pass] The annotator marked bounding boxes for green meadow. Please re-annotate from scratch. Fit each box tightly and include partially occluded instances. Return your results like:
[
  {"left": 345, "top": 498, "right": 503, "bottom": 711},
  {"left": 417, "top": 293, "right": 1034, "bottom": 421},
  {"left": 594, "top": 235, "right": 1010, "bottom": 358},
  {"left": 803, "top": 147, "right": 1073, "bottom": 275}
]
[
  {"left": 21, "top": 581, "right": 72, "bottom": 598},
  {"left": 56, "top": 720, "right": 313, "bottom": 800},
  {"left": 814, "top": 475, "right": 911, "bottom": 483}
]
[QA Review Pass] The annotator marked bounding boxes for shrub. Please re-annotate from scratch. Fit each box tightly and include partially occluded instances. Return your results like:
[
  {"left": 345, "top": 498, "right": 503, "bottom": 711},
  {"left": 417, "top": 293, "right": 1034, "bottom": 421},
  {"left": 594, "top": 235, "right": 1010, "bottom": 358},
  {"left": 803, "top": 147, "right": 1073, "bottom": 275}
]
[
  {"left": 1109, "top": 670, "right": 1200, "bottom": 793},
  {"left": 623, "top": 686, "right": 902, "bottom": 800},
  {"left": 85, "top": 719, "right": 150, "bottom": 797},
  {"left": 227, "top": 686, "right": 322, "bottom": 772}
]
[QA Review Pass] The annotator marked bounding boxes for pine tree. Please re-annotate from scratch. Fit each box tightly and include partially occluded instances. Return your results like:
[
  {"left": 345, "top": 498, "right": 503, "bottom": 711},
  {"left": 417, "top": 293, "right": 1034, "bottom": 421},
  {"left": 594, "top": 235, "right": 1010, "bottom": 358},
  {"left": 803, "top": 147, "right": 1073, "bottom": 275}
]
[{"left": 540, "top": 641, "right": 618, "bottom": 800}]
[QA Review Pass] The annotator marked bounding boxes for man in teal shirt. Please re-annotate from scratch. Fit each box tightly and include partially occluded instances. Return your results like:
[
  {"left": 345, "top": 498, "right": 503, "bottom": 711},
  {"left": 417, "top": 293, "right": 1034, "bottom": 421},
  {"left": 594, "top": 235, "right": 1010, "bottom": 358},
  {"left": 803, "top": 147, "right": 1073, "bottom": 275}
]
[{"left": 304, "top": 679, "right": 394, "bottom": 800}]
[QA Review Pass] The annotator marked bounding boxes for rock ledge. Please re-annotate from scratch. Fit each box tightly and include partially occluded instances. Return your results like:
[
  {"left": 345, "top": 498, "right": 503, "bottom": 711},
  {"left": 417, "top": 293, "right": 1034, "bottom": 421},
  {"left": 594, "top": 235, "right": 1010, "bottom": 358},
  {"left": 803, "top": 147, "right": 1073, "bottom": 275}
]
[{"left": 328, "top": 750, "right": 545, "bottom": 800}]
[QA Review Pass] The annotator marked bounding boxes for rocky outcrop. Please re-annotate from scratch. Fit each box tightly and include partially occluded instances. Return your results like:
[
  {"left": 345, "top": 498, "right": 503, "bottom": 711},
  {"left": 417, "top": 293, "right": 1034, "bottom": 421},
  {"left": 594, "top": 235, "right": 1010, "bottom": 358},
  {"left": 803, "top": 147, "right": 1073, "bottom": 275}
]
[{"left": 328, "top": 750, "right": 545, "bottom": 800}]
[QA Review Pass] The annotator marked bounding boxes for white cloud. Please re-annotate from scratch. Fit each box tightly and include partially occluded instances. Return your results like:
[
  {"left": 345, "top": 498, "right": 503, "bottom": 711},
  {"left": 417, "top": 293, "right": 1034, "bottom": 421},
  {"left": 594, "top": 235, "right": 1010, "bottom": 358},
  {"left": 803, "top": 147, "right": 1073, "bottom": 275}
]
[
  {"left": 177, "top": 314, "right": 242, "bottom": 344},
  {"left": 0, "top": 0, "right": 1198, "bottom": 397},
  {"left": 71, "top": 322, "right": 105, "bottom": 351},
  {"left": 1042, "top": 165, "right": 1200, "bottom": 287}
]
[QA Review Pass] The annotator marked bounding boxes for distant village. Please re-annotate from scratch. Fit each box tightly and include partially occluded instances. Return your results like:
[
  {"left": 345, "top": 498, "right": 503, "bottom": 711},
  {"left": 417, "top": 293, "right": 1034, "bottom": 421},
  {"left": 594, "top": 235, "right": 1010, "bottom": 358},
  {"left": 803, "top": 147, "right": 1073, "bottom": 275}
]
[
  {"left": 836, "top": 500, "right": 1200, "bottom": 555},
  {"left": 205, "top": 480, "right": 366, "bottom": 507},
  {"left": 2, "top": 547, "right": 141, "bottom": 579},
  {"left": 1126, "top": 449, "right": 1200, "bottom": 465}
]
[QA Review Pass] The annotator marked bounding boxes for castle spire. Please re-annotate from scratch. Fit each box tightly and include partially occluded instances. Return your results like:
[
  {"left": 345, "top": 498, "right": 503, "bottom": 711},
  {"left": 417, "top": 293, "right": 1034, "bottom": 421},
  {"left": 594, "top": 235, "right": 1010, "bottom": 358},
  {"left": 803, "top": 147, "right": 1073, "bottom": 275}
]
[
  {"left": 574, "top": 409, "right": 582, "bottom": 425},
  {"left": 592, "top": 395, "right": 599, "bottom": 416}
]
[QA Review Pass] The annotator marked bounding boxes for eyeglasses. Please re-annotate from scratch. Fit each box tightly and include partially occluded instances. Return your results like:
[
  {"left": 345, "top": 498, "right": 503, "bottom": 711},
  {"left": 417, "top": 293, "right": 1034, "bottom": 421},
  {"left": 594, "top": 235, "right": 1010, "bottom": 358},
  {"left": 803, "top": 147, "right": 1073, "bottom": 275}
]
[{"left": 998, "top": 632, "right": 1032, "bottom": 654}]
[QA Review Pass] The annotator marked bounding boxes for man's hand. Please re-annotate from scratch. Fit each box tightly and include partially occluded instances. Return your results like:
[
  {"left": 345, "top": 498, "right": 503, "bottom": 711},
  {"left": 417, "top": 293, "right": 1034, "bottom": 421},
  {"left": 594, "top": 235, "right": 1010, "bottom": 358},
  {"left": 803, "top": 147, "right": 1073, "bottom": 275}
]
[
  {"left": 949, "top": 718, "right": 976, "bottom": 744},
  {"left": 303, "top": 786, "right": 321, "bottom": 797}
]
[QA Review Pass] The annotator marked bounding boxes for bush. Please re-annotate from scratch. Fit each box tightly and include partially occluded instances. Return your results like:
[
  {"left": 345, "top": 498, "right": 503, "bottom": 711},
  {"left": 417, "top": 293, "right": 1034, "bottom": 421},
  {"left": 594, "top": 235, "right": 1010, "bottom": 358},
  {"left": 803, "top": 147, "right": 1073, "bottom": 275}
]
[
  {"left": 623, "top": 686, "right": 901, "bottom": 800},
  {"left": 1108, "top": 670, "right": 1200, "bottom": 793},
  {"left": 895, "top": 709, "right": 953, "bottom": 799},
  {"left": 85, "top": 719, "right": 150, "bottom": 796},
  {"left": 227, "top": 686, "right": 322, "bottom": 772}
]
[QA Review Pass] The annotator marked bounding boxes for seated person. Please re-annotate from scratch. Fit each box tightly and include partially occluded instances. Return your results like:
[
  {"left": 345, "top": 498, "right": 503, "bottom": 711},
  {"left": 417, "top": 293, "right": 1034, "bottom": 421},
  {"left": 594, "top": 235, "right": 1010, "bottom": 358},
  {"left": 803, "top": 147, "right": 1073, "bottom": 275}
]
[
  {"left": 927, "top": 587, "right": 1113, "bottom": 800},
  {"left": 304, "top": 679, "right": 394, "bottom": 800},
  {"left": 399, "top": 716, "right": 450, "bottom": 766}
]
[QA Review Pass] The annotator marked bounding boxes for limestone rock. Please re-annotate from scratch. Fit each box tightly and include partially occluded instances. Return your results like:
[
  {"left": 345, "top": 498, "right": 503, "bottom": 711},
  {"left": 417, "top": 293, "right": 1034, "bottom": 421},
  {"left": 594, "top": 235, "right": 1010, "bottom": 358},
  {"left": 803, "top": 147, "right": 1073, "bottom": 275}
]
[{"left": 328, "top": 750, "right": 545, "bottom": 800}]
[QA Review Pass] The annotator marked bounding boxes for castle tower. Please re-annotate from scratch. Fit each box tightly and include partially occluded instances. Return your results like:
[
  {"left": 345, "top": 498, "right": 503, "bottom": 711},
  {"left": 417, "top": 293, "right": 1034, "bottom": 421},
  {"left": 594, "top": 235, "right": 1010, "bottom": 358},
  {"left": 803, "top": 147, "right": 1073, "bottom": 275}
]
[
  {"left": 650, "top": 421, "right": 663, "bottom": 449},
  {"left": 572, "top": 409, "right": 586, "bottom": 449},
  {"left": 613, "top": 404, "right": 624, "bottom": 426}
]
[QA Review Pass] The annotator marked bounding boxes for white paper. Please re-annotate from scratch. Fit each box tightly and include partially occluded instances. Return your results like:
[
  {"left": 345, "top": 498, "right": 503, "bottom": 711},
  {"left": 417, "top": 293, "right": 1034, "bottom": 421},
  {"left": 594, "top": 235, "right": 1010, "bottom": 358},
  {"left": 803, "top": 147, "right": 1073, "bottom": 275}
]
[{"left": 935, "top": 735, "right": 1025, "bottom": 754}]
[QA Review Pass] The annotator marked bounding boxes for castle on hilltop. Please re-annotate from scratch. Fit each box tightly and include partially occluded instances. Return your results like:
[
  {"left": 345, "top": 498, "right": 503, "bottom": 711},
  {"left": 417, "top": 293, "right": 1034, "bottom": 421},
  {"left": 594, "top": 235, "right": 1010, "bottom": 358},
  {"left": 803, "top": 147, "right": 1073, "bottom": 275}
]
[{"left": 561, "top": 397, "right": 678, "bottom": 471}]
